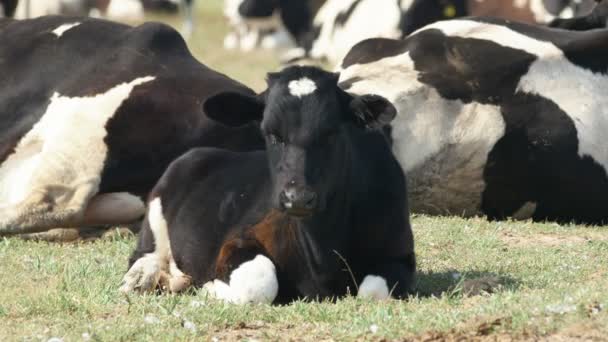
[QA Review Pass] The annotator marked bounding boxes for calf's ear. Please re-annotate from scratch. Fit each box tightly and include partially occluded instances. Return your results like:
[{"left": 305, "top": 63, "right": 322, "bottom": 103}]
[
  {"left": 204, "top": 91, "right": 265, "bottom": 127},
  {"left": 349, "top": 94, "right": 397, "bottom": 129}
]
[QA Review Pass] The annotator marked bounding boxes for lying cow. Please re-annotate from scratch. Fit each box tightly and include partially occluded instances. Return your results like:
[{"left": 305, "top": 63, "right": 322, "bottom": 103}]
[
  {"left": 0, "top": 15, "right": 263, "bottom": 236},
  {"left": 549, "top": 0, "right": 606, "bottom": 30},
  {"left": 286, "top": 0, "right": 598, "bottom": 65},
  {"left": 120, "top": 66, "right": 416, "bottom": 304},
  {"left": 6, "top": 0, "right": 193, "bottom": 35},
  {"left": 339, "top": 16, "right": 608, "bottom": 224}
]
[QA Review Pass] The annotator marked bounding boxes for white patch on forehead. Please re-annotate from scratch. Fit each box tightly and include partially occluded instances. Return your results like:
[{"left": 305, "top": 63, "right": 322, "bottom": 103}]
[
  {"left": 288, "top": 77, "right": 317, "bottom": 98},
  {"left": 0, "top": 76, "right": 155, "bottom": 209},
  {"left": 52, "top": 22, "right": 81, "bottom": 38}
]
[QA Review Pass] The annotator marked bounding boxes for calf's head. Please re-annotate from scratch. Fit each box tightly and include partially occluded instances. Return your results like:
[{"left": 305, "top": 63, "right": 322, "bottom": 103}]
[{"left": 205, "top": 66, "right": 396, "bottom": 217}]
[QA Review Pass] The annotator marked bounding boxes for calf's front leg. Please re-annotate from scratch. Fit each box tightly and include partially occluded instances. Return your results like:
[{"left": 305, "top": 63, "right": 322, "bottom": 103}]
[{"left": 357, "top": 254, "right": 417, "bottom": 300}]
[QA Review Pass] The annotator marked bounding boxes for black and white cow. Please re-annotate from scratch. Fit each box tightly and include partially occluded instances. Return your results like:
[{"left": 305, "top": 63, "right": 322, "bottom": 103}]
[
  {"left": 0, "top": 0, "right": 18, "bottom": 16},
  {"left": 223, "top": 0, "right": 324, "bottom": 51},
  {"left": 5, "top": 0, "right": 194, "bottom": 35},
  {"left": 549, "top": 0, "right": 606, "bottom": 30},
  {"left": 339, "top": 17, "right": 608, "bottom": 224},
  {"left": 120, "top": 66, "right": 416, "bottom": 304},
  {"left": 285, "top": 0, "right": 599, "bottom": 65},
  {"left": 0, "top": 15, "right": 264, "bottom": 236}
]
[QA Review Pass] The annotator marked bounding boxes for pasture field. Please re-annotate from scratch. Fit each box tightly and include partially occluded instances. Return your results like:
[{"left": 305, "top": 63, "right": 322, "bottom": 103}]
[{"left": 1, "top": 1, "right": 608, "bottom": 341}]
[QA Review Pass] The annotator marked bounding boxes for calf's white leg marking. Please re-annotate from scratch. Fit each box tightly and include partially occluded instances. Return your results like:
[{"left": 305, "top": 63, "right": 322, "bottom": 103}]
[
  {"left": 0, "top": 76, "right": 154, "bottom": 235},
  {"left": 203, "top": 255, "right": 278, "bottom": 304},
  {"left": 52, "top": 23, "right": 81, "bottom": 38},
  {"left": 120, "top": 197, "right": 191, "bottom": 293},
  {"left": 358, "top": 275, "right": 390, "bottom": 300}
]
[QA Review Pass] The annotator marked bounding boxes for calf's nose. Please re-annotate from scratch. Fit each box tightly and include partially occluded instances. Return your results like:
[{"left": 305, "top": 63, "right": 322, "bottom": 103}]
[{"left": 280, "top": 185, "right": 317, "bottom": 215}]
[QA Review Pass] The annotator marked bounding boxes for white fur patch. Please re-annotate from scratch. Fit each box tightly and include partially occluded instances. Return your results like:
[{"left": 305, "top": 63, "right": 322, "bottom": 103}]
[
  {"left": 148, "top": 198, "right": 171, "bottom": 261},
  {"left": 120, "top": 197, "right": 191, "bottom": 293},
  {"left": 288, "top": 77, "right": 317, "bottom": 98},
  {"left": 52, "top": 23, "right": 80, "bottom": 38},
  {"left": 14, "top": 0, "right": 61, "bottom": 19},
  {"left": 0, "top": 76, "right": 154, "bottom": 215},
  {"left": 106, "top": 0, "right": 144, "bottom": 21},
  {"left": 358, "top": 275, "right": 390, "bottom": 300},
  {"left": 203, "top": 255, "right": 278, "bottom": 304},
  {"left": 307, "top": 0, "right": 404, "bottom": 64}
]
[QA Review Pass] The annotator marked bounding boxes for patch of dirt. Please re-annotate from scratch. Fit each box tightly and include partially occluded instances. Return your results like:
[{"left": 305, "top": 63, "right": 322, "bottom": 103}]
[
  {"left": 209, "top": 322, "right": 336, "bottom": 342},
  {"left": 500, "top": 232, "right": 590, "bottom": 248},
  {"left": 408, "top": 316, "right": 608, "bottom": 342}
]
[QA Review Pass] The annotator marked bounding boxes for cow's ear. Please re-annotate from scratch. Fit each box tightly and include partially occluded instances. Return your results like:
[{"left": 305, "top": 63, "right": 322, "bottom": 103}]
[
  {"left": 204, "top": 91, "right": 265, "bottom": 127},
  {"left": 349, "top": 94, "right": 397, "bottom": 129}
]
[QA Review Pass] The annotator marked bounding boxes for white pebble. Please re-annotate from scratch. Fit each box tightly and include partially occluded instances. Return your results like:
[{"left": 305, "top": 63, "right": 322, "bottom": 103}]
[
  {"left": 47, "top": 338, "right": 64, "bottom": 342},
  {"left": 190, "top": 300, "right": 204, "bottom": 308},
  {"left": 369, "top": 324, "right": 379, "bottom": 334},
  {"left": 545, "top": 303, "right": 577, "bottom": 315},
  {"left": 82, "top": 333, "right": 91, "bottom": 341},
  {"left": 144, "top": 314, "right": 160, "bottom": 324},
  {"left": 183, "top": 320, "right": 197, "bottom": 332}
]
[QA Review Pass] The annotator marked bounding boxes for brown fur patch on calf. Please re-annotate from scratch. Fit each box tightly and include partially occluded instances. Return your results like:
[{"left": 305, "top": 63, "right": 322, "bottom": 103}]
[{"left": 215, "top": 210, "right": 298, "bottom": 280}]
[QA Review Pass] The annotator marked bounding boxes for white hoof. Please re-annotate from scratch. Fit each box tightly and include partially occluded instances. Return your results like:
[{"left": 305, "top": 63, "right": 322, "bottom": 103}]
[
  {"left": 119, "top": 254, "right": 161, "bottom": 293},
  {"left": 357, "top": 275, "right": 389, "bottom": 300},
  {"left": 202, "top": 255, "right": 278, "bottom": 304}
]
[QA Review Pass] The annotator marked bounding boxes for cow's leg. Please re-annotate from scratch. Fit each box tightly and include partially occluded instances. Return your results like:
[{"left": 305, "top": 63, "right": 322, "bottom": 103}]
[
  {"left": 0, "top": 189, "right": 144, "bottom": 236},
  {"left": 202, "top": 238, "right": 278, "bottom": 304},
  {"left": 0, "top": 179, "right": 98, "bottom": 236},
  {"left": 120, "top": 197, "right": 191, "bottom": 294},
  {"left": 357, "top": 254, "right": 417, "bottom": 300}
]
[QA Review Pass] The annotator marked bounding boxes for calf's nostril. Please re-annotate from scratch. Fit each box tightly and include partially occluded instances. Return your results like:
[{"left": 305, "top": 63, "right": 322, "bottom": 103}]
[{"left": 303, "top": 193, "right": 317, "bottom": 209}]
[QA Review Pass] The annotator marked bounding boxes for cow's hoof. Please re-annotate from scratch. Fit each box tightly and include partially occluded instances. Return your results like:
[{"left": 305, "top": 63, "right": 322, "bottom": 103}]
[
  {"left": 169, "top": 274, "right": 192, "bottom": 293},
  {"left": 19, "top": 228, "right": 81, "bottom": 242},
  {"left": 357, "top": 275, "right": 390, "bottom": 300},
  {"left": 119, "top": 254, "right": 162, "bottom": 293},
  {"left": 202, "top": 279, "right": 234, "bottom": 301},
  {"left": 227, "top": 255, "right": 278, "bottom": 304}
]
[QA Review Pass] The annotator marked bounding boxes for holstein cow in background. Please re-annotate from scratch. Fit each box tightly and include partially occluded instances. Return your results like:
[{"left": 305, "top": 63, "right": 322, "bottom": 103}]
[
  {"left": 223, "top": 0, "right": 325, "bottom": 51},
  {"left": 120, "top": 66, "right": 416, "bottom": 304},
  {"left": 0, "top": 15, "right": 263, "bottom": 236},
  {"left": 549, "top": 0, "right": 606, "bottom": 30},
  {"left": 0, "top": 0, "right": 17, "bottom": 16},
  {"left": 285, "top": 0, "right": 599, "bottom": 66},
  {"left": 5, "top": 0, "right": 194, "bottom": 36},
  {"left": 339, "top": 17, "right": 608, "bottom": 224}
]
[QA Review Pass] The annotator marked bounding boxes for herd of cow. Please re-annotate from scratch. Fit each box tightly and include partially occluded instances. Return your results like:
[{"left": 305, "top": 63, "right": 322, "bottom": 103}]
[{"left": 1, "top": 0, "right": 607, "bottom": 304}]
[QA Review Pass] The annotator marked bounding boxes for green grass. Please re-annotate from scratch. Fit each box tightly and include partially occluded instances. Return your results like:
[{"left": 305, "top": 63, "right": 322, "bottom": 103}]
[
  {"left": 1, "top": 1, "right": 607, "bottom": 341},
  {"left": 1, "top": 216, "right": 607, "bottom": 341}
]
